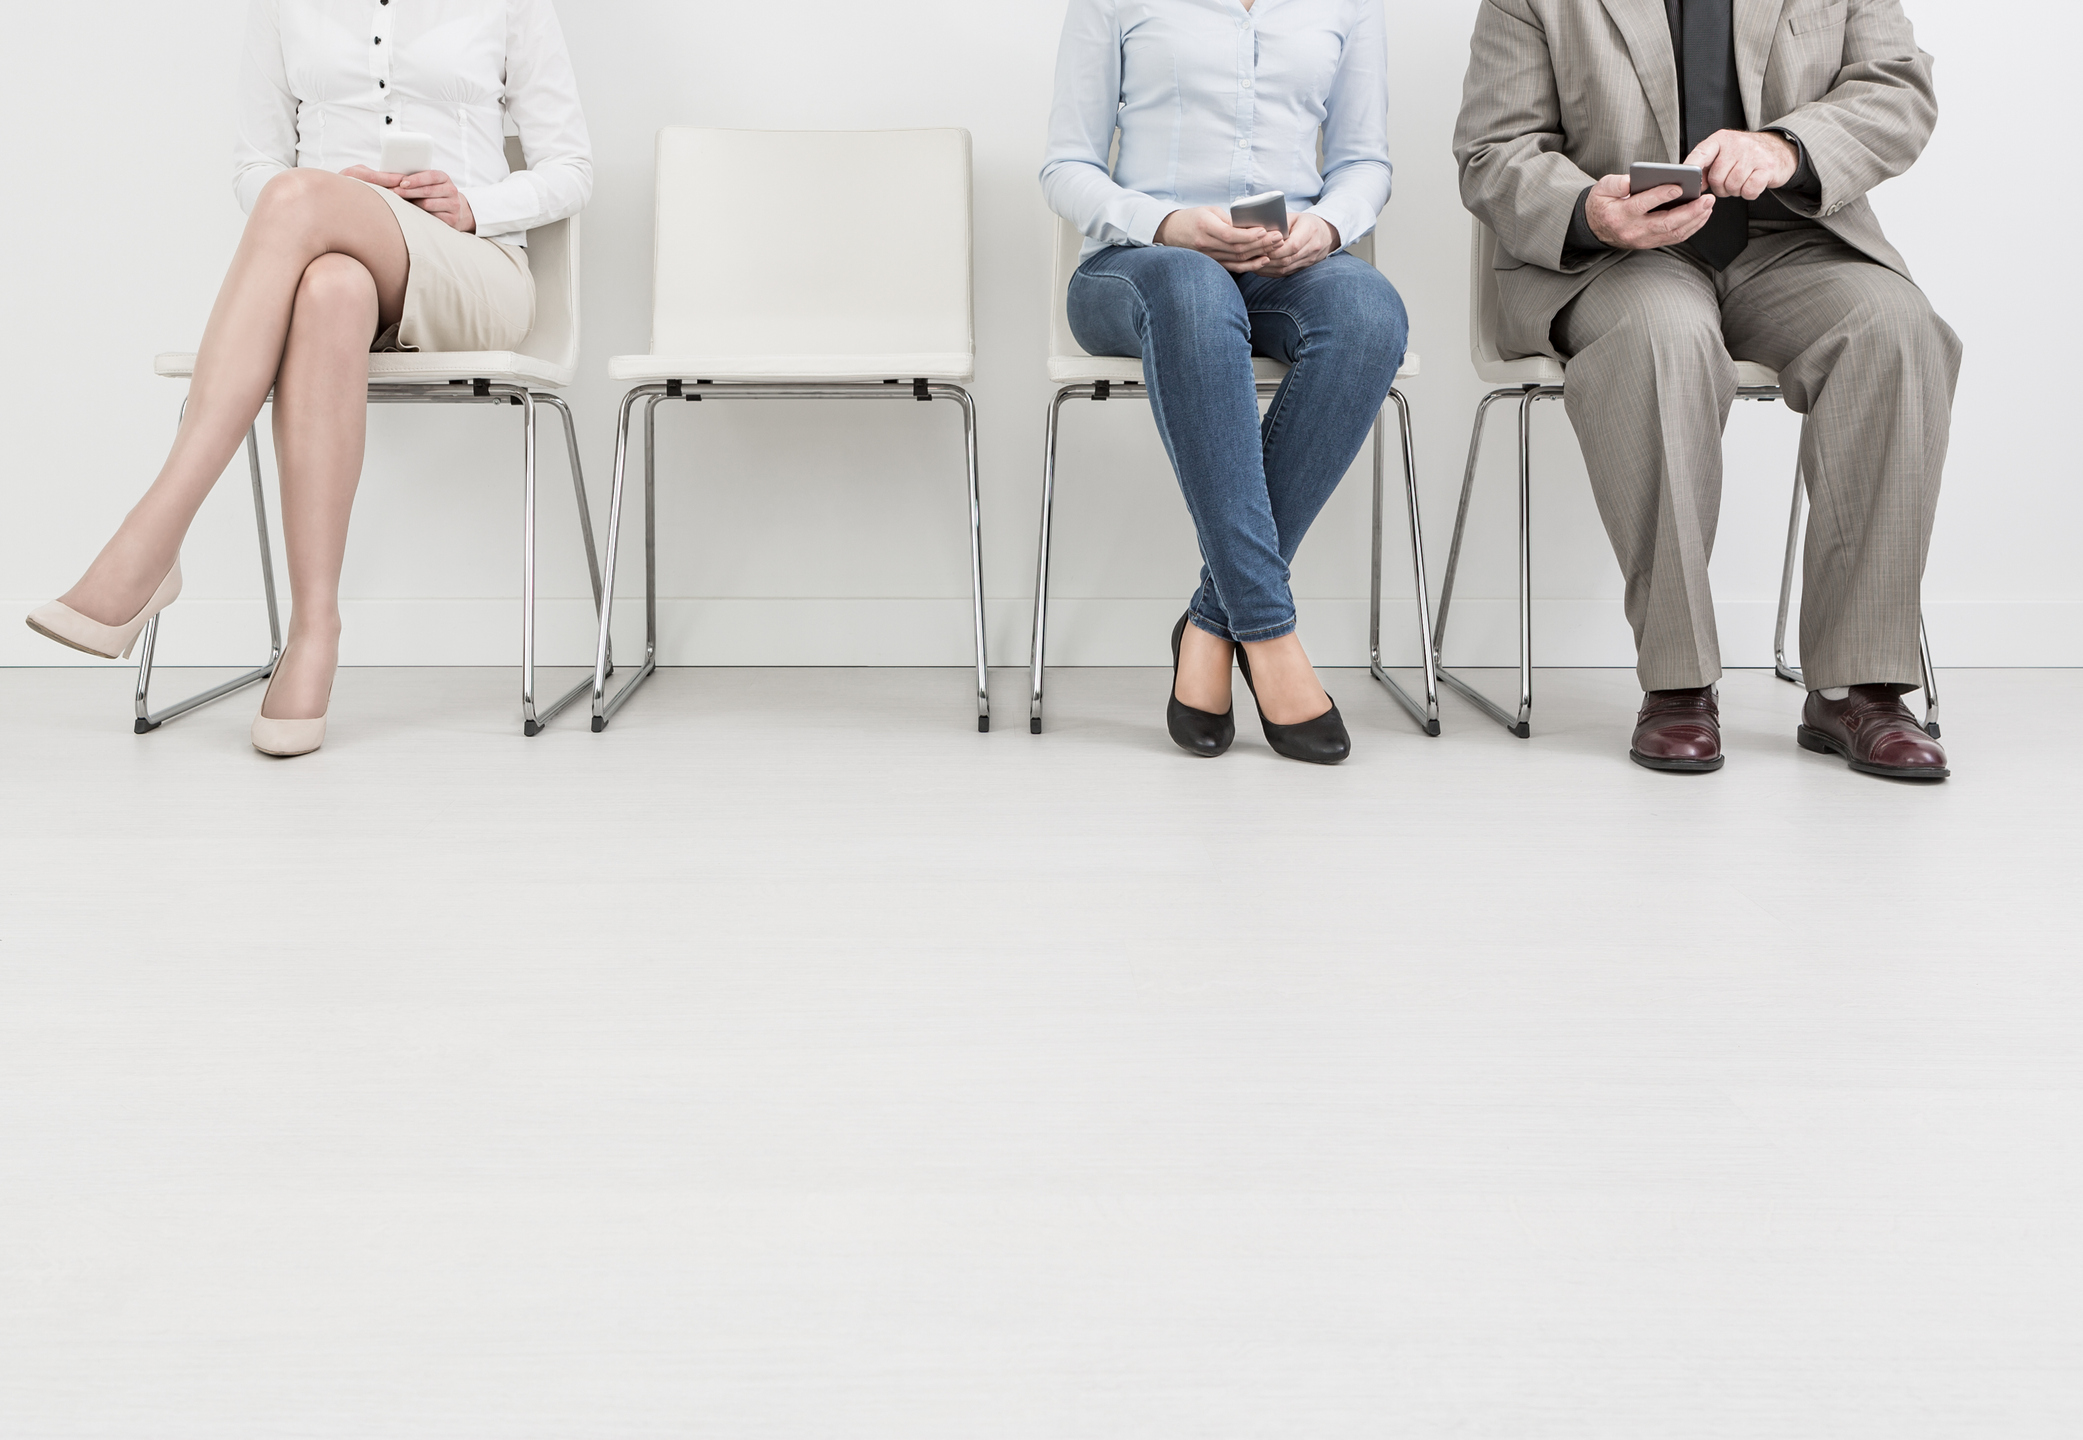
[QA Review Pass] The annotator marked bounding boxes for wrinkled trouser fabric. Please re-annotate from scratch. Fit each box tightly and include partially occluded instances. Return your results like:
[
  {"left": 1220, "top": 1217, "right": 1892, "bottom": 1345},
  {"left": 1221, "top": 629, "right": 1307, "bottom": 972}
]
[{"left": 1555, "top": 226, "right": 1961, "bottom": 693}]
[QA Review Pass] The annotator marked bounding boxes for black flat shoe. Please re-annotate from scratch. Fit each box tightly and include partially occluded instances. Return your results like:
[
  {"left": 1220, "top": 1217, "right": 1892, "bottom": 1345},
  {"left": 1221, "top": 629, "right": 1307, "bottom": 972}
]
[
  {"left": 1167, "top": 611, "right": 1236, "bottom": 758},
  {"left": 1235, "top": 643, "right": 1350, "bottom": 765}
]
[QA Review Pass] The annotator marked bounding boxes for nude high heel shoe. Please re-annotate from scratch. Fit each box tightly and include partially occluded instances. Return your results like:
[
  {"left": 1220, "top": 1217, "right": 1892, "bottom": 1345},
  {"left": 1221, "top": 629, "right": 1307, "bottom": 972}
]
[
  {"left": 250, "top": 654, "right": 331, "bottom": 758},
  {"left": 25, "top": 561, "right": 183, "bottom": 660}
]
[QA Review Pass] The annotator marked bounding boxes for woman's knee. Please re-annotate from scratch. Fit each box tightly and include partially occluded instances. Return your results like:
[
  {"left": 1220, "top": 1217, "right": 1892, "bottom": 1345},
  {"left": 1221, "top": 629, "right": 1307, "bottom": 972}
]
[
  {"left": 294, "top": 253, "right": 378, "bottom": 319},
  {"left": 252, "top": 167, "right": 354, "bottom": 240},
  {"left": 1308, "top": 264, "right": 1410, "bottom": 372},
  {"left": 1136, "top": 247, "right": 1247, "bottom": 325}
]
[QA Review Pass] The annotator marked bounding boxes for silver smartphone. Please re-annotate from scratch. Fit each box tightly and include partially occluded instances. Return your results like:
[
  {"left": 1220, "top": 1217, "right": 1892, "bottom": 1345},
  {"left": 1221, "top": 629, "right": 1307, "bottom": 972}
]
[
  {"left": 1629, "top": 162, "right": 1703, "bottom": 210},
  {"left": 1229, "top": 190, "right": 1290, "bottom": 237},
  {"left": 379, "top": 130, "right": 435, "bottom": 176}
]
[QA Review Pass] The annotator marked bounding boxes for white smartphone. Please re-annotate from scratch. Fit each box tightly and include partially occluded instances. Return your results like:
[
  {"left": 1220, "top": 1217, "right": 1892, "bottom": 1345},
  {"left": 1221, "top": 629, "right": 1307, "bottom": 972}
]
[
  {"left": 1229, "top": 190, "right": 1290, "bottom": 237},
  {"left": 1629, "top": 162, "right": 1704, "bottom": 210},
  {"left": 379, "top": 130, "right": 435, "bottom": 177}
]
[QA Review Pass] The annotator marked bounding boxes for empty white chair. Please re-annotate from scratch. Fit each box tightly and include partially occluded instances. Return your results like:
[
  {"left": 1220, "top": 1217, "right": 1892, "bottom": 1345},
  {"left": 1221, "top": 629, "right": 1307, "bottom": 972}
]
[
  {"left": 1433, "top": 220, "right": 1938, "bottom": 737},
  {"left": 145, "top": 139, "right": 603, "bottom": 737},
  {"left": 588, "top": 127, "right": 990, "bottom": 731},
  {"left": 1027, "top": 215, "right": 1440, "bottom": 736}
]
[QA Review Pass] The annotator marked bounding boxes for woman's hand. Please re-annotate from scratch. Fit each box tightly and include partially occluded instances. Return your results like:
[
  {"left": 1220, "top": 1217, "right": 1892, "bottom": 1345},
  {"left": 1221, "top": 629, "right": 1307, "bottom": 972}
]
[
  {"left": 1255, "top": 214, "right": 1340, "bottom": 278},
  {"left": 1156, "top": 206, "right": 1283, "bottom": 273},
  {"left": 395, "top": 170, "right": 476, "bottom": 233}
]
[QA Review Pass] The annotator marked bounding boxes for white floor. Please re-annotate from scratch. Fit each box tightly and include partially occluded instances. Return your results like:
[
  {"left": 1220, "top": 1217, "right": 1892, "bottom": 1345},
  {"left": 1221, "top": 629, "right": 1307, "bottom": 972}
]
[{"left": 2, "top": 665, "right": 2078, "bottom": 1440}]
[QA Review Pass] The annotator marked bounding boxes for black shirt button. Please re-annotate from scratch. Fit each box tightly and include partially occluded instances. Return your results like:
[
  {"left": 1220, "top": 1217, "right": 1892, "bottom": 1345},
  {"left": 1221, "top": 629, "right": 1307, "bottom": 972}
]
[
  {"left": 374, "top": 37, "right": 382, "bottom": 44},
  {"left": 385, "top": 116, "right": 393, "bottom": 125},
  {"left": 378, "top": 81, "right": 386, "bottom": 89}
]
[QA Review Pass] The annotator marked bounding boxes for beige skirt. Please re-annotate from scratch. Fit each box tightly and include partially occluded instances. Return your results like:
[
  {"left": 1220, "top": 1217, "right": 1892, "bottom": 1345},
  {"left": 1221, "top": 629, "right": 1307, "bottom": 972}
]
[{"left": 363, "top": 181, "right": 535, "bottom": 354}]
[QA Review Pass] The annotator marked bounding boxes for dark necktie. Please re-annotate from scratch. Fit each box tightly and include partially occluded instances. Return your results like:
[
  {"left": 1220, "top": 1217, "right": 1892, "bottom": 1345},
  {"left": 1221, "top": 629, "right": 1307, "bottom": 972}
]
[{"left": 1679, "top": 0, "right": 1749, "bottom": 270}]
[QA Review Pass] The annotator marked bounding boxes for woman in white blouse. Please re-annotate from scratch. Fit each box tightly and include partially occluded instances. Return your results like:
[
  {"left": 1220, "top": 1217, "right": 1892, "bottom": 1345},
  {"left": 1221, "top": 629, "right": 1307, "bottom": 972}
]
[
  {"left": 26, "top": 0, "right": 591, "bottom": 758},
  {"left": 1042, "top": 0, "right": 1406, "bottom": 765}
]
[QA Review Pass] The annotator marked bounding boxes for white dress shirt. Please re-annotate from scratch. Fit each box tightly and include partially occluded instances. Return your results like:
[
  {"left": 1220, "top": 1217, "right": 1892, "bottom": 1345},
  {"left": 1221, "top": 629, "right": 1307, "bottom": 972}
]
[
  {"left": 234, "top": 0, "right": 592, "bottom": 245},
  {"left": 1041, "top": 0, "right": 1392, "bottom": 259}
]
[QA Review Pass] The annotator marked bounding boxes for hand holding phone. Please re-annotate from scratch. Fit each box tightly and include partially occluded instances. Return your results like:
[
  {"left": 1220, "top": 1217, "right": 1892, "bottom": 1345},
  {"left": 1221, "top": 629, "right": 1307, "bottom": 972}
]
[
  {"left": 1583, "top": 169, "right": 1716, "bottom": 252},
  {"left": 1229, "top": 190, "right": 1290, "bottom": 238},
  {"left": 1629, "top": 162, "right": 1704, "bottom": 212},
  {"left": 378, "top": 131, "right": 435, "bottom": 180}
]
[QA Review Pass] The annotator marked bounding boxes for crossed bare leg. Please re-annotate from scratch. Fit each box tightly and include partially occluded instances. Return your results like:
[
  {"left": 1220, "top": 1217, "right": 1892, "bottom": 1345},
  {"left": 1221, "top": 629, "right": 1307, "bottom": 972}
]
[{"left": 60, "top": 169, "right": 410, "bottom": 720}]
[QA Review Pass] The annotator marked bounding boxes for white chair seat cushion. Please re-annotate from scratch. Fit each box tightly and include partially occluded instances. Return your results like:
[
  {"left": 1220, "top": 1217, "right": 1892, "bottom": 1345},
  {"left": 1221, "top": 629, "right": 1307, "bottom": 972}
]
[
  {"left": 155, "top": 350, "right": 574, "bottom": 389},
  {"left": 1474, "top": 354, "right": 1781, "bottom": 389},
  {"left": 607, "top": 353, "right": 976, "bottom": 384},
  {"left": 1048, "top": 351, "right": 1421, "bottom": 386}
]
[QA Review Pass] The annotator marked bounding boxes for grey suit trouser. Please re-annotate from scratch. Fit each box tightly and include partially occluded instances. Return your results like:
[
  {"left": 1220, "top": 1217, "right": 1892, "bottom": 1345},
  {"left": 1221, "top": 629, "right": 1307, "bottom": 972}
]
[{"left": 1555, "top": 225, "right": 1961, "bottom": 694}]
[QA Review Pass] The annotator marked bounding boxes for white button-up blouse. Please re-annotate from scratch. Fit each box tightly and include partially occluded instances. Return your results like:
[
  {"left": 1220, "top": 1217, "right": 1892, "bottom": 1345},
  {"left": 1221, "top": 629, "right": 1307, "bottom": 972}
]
[
  {"left": 1042, "top": 0, "right": 1393, "bottom": 260},
  {"left": 234, "top": 0, "right": 592, "bottom": 245}
]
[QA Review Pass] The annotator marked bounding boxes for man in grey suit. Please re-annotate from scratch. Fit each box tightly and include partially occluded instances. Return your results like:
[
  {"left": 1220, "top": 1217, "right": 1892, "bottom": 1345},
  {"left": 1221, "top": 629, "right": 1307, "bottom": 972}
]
[{"left": 1454, "top": 0, "right": 1957, "bottom": 779}]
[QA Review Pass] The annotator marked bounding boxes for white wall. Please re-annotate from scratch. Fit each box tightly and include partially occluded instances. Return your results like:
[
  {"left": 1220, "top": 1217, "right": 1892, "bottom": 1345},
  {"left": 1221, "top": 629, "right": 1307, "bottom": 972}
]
[{"left": 4, "top": 1, "right": 2077, "bottom": 671}]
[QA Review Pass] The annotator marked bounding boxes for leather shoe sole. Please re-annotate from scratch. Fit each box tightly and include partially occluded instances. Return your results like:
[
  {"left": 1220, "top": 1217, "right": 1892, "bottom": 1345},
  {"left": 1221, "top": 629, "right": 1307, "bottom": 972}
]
[
  {"left": 1797, "top": 724, "right": 1951, "bottom": 781},
  {"left": 1629, "top": 748, "right": 1724, "bottom": 774}
]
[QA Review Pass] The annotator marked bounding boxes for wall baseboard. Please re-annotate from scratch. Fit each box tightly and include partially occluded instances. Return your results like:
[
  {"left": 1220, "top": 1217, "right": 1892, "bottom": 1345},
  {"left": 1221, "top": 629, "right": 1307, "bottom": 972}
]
[{"left": 5, "top": 597, "right": 2077, "bottom": 669}]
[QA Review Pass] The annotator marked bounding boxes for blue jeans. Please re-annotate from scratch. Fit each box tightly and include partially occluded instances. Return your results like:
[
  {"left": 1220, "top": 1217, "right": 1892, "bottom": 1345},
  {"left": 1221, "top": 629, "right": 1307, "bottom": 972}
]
[{"left": 1067, "top": 246, "right": 1409, "bottom": 642}]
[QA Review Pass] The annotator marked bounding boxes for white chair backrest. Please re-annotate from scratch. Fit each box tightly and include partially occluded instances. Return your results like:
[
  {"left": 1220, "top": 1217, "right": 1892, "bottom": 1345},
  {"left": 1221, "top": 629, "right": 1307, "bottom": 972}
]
[
  {"left": 1470, "top": 218, "right": 1506, "bottom": 372},
  {"left": 1049, "top": 215, "right": 1380, "bottom": 362},
  {"left": 648, "top": 127, "right": 973, "bottom": 362},
  {"left": 505, "top": 134, "right": 580, "bottom": 374}
]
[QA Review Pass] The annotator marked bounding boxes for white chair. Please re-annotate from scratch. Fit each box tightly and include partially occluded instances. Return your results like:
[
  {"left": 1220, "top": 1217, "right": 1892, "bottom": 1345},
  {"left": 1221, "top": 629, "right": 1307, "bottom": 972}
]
[
  {"left": 1026, "top": 215, "right": 1440, "bottom": 736},
  {"left": 1433, "top": 220, "right": 1939, "bottom": 737},
  {"left": 145, "top": 139, "right": 603, "bottom": 737},
  {"left": 588, "top": 128, "right": 990, "bottom": 731}
]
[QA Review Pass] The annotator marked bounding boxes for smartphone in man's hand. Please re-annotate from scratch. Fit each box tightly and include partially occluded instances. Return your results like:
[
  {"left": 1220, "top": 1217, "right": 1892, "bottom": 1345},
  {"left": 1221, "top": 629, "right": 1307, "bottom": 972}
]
[{"left": 1629, "top": 163, "right": 1704, "bottom": 211}]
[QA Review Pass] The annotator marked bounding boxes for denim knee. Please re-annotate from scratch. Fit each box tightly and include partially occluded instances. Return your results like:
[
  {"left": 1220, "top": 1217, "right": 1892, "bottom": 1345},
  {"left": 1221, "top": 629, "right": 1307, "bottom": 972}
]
[
  {"left": 1323, "top": 266, "right": 1410, "bottom": 378},
  {"left": 1133, "top": 248, "right": 1248, "bottom": 334}
]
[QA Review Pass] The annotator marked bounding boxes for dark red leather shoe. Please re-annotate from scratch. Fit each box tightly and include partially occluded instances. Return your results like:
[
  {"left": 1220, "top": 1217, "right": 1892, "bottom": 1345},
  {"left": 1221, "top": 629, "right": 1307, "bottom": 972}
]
[
  {"left": 1799, "top": 686, "right": 1950, "bottom": 780},
  {"left": 1630, "top": 687, "right": 1723, "bottom": 772}
]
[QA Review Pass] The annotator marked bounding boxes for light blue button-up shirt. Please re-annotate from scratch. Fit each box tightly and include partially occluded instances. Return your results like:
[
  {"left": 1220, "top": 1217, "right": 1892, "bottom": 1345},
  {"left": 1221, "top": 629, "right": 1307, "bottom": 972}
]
[{"left": 1041, "top": 0, "right": 1392, "bottom": 260}]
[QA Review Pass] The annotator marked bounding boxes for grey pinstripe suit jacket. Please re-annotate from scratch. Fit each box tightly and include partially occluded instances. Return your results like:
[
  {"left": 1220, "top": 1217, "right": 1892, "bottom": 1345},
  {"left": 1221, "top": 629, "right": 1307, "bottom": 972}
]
[{"left": 1452, "top": 0, "right": 1938, "bottom": 360}]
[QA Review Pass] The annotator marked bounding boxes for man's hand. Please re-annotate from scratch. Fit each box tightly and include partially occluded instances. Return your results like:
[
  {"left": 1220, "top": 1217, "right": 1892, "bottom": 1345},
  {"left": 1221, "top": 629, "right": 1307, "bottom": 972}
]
[
  {"left": 1685, "top": 129, "right": 1799, "bottom": 201},
  {"left": 1155, "top": 206, "right": 1283, "bottom": 273},
  {"left": 1585, "top": 173, "right": 1717, "bottom": 251},
  {"left": 395, "top": 170, "right": 476, "bottom": 233},
  {"left": 1256, "top": 213, "right": 1340, "bottom": 278}
]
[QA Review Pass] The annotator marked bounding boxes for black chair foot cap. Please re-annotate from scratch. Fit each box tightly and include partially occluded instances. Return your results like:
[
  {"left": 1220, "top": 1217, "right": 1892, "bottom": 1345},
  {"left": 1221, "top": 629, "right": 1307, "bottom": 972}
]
[
  {"left": 1513, "top": 722, "right": 1532, "bottom": 739},
  {"left": 1425, "top": 720, "right": 1442, "bottom": 738},
  {"left": 591, "top": 716, "right": 606, "bottom": 733},
  {"left": 524, "top": 720, "right": 542, "bottom": 738},
  {"left": 134, "top": 718, "right": 159, "bottom": 735},
  {"left": 978, "top": 716, "right": 990, "bottom": 733},
  {"left": 1927, "top": 722, "right": 1942, "bottom": 739},
  {"left": 1030, "top": 717, "right": 1043, "bottom": 734}
]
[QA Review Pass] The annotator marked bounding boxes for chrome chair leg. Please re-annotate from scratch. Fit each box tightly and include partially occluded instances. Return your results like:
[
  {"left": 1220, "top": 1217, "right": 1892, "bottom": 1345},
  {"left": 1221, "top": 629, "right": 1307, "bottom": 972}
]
[
  {"left": 1434, "top": 385, "right": 1550, "bottom": 738},
  {"left": 1368, "top": 388, "right": 1441, "bottom": 735},
  {"left": 1773, "top": 430, "right": 1941, "bottom": 735},
  {"left": 520, "top": 391, "right": 603, "bottom": 737},
  {"left": 1028, "top": 386, "right": 1075, "bottom": 734},
  {"left": 1774, "top": 447, "right": 1808, "bottom": 689},
  {"left": 1919, "top": 619, "right": 1942, "bottom": 738},
  {"left": 134, "top": 423, "right": 283, "bottom": 734},
  {"left": 591, "top": 387, "right": 663, "bottom": 731},
  {"left": 940, "top": 383, "right": 991, "bottom": 732}
]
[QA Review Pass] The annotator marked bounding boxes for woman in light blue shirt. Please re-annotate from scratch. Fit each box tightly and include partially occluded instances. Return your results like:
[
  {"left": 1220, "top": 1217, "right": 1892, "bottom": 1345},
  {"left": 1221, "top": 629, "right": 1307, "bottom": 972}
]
[{"left": 1042, "top": 0, "right": 1406, "bottom": 765}]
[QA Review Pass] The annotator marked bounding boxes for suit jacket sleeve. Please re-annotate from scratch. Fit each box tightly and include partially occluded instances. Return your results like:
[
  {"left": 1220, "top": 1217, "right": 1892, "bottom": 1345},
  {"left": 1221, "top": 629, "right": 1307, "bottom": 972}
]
[
  {"left": 1763, "top": 0, "right": 1937, "bottom": 218},
  {"left": 1452, "top": 0, "right": 1603, "bottom": 274}
]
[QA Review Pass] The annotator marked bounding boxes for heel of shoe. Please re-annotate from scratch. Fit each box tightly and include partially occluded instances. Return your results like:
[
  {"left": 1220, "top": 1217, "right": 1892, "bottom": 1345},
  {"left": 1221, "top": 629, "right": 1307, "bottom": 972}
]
[{"left": 1796, "top": 725, "right": 1836, "bottom": 756}]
